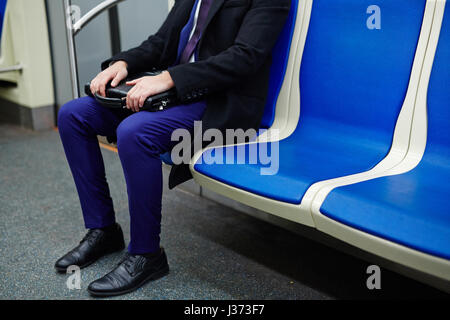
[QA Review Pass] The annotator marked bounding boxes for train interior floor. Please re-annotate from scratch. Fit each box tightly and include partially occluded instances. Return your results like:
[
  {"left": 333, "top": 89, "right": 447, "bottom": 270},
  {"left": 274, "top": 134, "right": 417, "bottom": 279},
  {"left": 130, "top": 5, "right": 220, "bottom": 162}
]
[{"left": 0, "top": 123, "right": 447, "bottom": 300}]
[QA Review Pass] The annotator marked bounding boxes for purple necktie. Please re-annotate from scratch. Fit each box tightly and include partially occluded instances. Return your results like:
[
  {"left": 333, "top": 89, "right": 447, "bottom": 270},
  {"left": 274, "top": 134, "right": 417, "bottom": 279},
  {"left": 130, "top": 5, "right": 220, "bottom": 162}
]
[{"left": 179, "top": 0, "right": 213, "bottom": 64}]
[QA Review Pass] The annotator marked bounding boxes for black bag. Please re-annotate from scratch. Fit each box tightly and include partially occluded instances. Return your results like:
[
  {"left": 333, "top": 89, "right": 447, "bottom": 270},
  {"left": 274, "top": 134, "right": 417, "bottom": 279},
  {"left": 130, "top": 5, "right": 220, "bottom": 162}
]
[{"left": 84, "top": 71, "right": 180, "bottom": 112}]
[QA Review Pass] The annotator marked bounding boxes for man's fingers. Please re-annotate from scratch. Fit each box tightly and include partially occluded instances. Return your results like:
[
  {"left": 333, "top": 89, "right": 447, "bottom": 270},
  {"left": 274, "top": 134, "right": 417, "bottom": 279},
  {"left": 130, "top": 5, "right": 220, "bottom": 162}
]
[
  {"left": 126, "top": 77, "right": 143, "bottom": 86},
  {"left": 139, "top": 95, "right": 147, "bottom": 108},
  {"left": 99, "top": 83, "right": 107, "bottom": 97},
  {"left": 90, "top": 76, "right": 107, "bottom": 96},
  {"left": 96, "top": 71, "right": 117, "bottom": 95},
  {"left": 111, "top": 70, "right": 127, "bottom": 87},
  {"left": 132, "top": 90, "right": 143, "bottom": 112},
  {"left": 90, "top": 77, "right": 102, "bottom": 95},
  {"left": 111, "top": 76, "right": 120, "bottom": 87},
  {"left": 91, "top": 64, "right": 128, "bottom": 95},
  {"left": 127, "top": 87, "right": 139, "bottom": 111},
  {"left": 139, "top": 89, "right": 154, "bottom": 108},
  {"left": 127, "top": 91, "right": 135, "bottom": 111},
  {"left": 126, "top": 86, "right": 136, "bottom": 104},
  {"left": 90, "top": 80, "right": 96, "bottom": 95},
  {"left": 134, "top": 89, "right": 146, "bottom": 112}
]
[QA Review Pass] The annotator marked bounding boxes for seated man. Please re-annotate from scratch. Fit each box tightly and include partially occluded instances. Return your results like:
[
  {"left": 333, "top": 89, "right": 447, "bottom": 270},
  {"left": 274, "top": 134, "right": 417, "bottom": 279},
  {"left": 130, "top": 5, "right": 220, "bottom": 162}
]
[{"left": 56, "top": 0, "right": 290, "bottom": 297}]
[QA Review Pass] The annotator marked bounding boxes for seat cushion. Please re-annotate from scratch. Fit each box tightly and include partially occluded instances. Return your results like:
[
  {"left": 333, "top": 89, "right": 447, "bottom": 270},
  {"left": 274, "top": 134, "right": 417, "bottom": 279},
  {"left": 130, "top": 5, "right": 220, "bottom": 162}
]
[
  {"left": 320, "top": 162, "right": 450, "bottom": 259},
  {"left": 195, "top": 118, "right": 392, "bottom": 204}
]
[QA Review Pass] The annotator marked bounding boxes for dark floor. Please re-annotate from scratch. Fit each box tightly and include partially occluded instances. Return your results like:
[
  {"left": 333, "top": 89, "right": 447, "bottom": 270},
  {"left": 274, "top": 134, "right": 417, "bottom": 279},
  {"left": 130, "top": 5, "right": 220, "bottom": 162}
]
[{"left": 0, "top": 124, "right": 448, "bottom": 300}]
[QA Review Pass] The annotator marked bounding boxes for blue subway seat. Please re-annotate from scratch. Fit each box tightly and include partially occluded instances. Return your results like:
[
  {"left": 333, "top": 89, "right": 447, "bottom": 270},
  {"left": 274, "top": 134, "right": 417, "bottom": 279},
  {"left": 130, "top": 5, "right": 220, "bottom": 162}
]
[
  {"left": 260, "top": 0, "right": 298, "bottom": 129},
  {"left": 321, "top": 2, "right": 450, "bottom": 260},
  {"left": 194, "top": 0, "right": 426, "bottom": 204},
  {"left": 0, "top": 0, "right": 7, "bottom": 42},
  {"left": 161, "top": 0, "right": 299, "bottom": 166}
]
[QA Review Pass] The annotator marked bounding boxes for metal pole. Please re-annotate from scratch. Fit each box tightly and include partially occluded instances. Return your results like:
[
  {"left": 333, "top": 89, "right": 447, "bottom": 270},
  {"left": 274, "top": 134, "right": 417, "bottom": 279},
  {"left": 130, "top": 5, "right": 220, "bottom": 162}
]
[
  {"left": 73, "top": 0, "right": 125, "bottom": 36},
  {"left": 64, "top": 0, "right": 79, "bottom": 99},
  {"left": 108, "top": 6, "right": 122, "bottom": 55},
  {"left": 64, "top": 0, "right": 125, "bottom": 99}
]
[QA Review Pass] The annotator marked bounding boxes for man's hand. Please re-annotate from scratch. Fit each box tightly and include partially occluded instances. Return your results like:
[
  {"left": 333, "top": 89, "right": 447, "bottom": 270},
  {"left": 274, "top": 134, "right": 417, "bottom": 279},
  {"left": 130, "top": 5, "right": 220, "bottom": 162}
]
[
  {"left": 90, "top": 61, "right": 128, "bottom": 97},
  {"left": 125, "top": 71, "right": 175, "bottom": 112}
]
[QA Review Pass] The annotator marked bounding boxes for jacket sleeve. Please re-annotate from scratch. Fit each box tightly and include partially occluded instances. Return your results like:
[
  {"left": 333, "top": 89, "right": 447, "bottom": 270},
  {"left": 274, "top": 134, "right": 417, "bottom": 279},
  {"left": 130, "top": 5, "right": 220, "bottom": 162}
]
[
  {"left": 101, "top": 0, "right": 185, "bottom": 73},
  {"left": 167, "top": 0, "right": 291, "bottom": 102}
]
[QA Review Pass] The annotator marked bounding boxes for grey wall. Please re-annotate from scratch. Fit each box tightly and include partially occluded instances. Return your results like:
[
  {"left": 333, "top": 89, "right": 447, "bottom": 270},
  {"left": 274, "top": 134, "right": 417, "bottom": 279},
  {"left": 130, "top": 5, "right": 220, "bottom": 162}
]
[
  {"left": 71, "top": 0, "right": 113, "bottom": 92},
  {"left": 118, "top": 0, "right": 168, "bottom": 50}
]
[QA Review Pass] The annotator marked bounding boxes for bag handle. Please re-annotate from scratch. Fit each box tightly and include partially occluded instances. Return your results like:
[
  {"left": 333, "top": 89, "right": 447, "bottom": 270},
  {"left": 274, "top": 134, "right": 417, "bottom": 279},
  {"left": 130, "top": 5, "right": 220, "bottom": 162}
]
[{"left": 93, "top": 93, "right": 126, "bottom": 109}]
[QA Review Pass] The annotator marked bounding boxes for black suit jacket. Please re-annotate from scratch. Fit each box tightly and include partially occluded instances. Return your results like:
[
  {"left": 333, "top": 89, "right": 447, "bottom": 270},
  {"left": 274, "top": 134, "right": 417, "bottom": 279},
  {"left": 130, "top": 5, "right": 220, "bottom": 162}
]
[{"left": 102, "top": 0, "right": 291, "bottom": 188}]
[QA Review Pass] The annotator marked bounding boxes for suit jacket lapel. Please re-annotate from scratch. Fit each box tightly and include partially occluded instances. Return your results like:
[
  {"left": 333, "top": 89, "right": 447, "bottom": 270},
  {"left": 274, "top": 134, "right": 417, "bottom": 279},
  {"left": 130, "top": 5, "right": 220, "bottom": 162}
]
[
  {"left": 204, "top": 0, "right": 225, "bottom": 30},
  {"left": 199, "top": 0, "right": 225, "bottom": 47}
]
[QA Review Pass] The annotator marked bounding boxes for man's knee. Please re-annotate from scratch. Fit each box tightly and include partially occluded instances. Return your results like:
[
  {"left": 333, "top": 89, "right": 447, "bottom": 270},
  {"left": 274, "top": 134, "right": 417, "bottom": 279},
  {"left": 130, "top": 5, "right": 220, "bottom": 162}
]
[
  {"left": 57, "top": 100, "right": 76, "bottom": 129},
  {"left": 116, "top": 117, "right": 165, "bottom": 157},
  {"left": 57, "top": 97, "right": 90, "bottom": 131}
]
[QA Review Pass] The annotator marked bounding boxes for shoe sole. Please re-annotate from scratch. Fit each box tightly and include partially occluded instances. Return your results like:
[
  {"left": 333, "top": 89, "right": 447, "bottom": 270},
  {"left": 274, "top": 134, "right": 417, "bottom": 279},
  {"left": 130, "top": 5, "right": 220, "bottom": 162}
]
[
  {"left": 54, "top": 243, "right": 125, "bottom": 273},
  {"left": 87, "top": 266, "right": 170, "bottom": 297}
]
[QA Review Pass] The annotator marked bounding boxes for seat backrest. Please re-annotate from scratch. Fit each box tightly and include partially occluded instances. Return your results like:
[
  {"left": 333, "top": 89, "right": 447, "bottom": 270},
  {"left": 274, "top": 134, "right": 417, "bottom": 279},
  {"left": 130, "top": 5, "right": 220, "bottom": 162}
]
[
  {"left": 0, "top": 0, "right": 7, "bottom": 44},
  {"left": 164, "top": 1, "right": 299, "bottom": 165},
  {"left": 260, "top": 0, "right": 299, "bottom": 129},
  {"left": 425, "top": 1, "right": 450, "bottom": 166},
  {"left": 299, "top": 0, "right": 426, "bottom": 144}
]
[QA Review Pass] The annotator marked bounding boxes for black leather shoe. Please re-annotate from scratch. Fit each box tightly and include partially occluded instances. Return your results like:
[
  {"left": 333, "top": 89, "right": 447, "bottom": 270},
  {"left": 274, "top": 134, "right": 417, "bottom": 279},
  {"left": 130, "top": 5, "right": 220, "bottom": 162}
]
[
  {"left": 87, "top": 248, "right": 169, "bottom": 297},
  {"left": 54, "top": 223, "right": 125, "bottom": 273}
]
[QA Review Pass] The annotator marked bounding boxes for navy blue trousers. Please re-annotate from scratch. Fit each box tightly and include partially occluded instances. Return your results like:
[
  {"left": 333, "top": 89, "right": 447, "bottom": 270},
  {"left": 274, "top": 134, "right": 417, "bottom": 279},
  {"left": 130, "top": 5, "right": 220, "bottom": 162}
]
[{"left": 58, "top": 96, "right": 206, "bottom": 254}]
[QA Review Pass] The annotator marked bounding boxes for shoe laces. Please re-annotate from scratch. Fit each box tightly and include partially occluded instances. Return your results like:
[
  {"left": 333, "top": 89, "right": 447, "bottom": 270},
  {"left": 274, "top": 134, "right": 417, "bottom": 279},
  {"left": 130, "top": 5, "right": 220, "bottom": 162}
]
[
  {"left": 81, "top": 229, "right": 102, "bottom": 246},
  {"left": 119, "top": 254, "right": 139, "bottom": 275}
]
